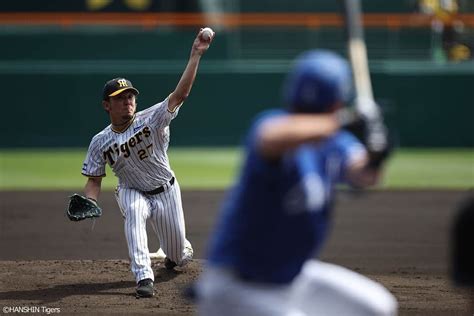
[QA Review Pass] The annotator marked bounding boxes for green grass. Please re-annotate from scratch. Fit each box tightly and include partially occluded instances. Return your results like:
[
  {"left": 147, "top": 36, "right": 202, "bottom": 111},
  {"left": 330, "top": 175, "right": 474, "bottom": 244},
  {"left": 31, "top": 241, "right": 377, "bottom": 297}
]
[
  {"left": 383, "top": 149, "right": 474, "bottom": 189},
  {"left": 0, "top": 148, "right": 241, "bottom": 191},
  {"left": 0, "top": 148, "right": 472, "bottom": 190}
]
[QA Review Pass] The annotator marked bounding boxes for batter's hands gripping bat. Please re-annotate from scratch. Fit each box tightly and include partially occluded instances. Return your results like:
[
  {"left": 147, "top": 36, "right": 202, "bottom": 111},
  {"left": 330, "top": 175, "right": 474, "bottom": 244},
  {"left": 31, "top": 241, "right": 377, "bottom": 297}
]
[{"left": 342, "top": 0, "right": 390, "bottom": 167}]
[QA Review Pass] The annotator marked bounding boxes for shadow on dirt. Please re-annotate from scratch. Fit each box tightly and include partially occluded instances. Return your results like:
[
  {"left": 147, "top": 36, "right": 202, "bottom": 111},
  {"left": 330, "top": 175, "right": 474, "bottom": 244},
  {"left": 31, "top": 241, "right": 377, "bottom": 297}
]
[{"left": 0, "top": 280, "right": 135, "bottom": 304}]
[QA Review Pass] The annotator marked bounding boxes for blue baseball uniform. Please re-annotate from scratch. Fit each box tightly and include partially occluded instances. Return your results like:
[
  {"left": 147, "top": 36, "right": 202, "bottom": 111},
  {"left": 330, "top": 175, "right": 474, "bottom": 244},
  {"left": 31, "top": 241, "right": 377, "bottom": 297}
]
[
  {"left": 198, "top": 49, "right": 397, "bottom": 316},
  {"left": 207, "top": 109, "right": 366, "bottom": 284}
]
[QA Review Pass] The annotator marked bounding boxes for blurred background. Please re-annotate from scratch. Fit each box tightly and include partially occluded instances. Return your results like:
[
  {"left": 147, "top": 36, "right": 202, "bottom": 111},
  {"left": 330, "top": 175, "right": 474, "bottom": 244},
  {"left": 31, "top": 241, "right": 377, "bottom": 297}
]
[
  {"left": 0, "top": 3, "right": 472, "bottom": 314},
  {"left": 0, "top": 0, "right": 472, "bottom": 149}
]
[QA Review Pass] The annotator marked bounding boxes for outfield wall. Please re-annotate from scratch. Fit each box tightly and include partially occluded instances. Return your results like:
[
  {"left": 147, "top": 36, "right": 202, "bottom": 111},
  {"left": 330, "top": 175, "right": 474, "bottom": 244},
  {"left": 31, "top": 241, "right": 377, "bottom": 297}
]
[{"left": 1, "top": 29, "right": 473, "bottom": 148}]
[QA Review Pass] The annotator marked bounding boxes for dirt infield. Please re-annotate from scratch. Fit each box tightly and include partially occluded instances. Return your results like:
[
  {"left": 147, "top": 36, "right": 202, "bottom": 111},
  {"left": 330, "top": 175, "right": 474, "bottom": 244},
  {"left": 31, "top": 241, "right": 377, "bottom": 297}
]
[{"left": 0, "top": 190, "right": 472, "bottom": 315}]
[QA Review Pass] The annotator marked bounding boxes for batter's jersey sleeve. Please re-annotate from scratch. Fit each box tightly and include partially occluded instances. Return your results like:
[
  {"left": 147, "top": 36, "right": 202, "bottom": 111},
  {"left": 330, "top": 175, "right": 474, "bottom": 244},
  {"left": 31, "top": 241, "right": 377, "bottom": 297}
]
[
  {"left": 244, "top": 109, "right": 287, "bottom": 172},
  {"left": 81, "top": 134, "right": 106, "bottom": 177},
  {"left": 138, "top": 96, "right": 181, "bottom": 129},
  {"left": 335, "top": 131, "right": 367, "bottom": 182}
]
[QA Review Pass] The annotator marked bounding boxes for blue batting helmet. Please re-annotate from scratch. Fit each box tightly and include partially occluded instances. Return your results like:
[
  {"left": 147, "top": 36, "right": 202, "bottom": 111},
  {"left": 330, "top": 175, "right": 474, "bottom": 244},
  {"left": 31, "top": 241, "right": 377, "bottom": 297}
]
[{"left": 283, "top": 50, "right": 352, "bottom": 113}]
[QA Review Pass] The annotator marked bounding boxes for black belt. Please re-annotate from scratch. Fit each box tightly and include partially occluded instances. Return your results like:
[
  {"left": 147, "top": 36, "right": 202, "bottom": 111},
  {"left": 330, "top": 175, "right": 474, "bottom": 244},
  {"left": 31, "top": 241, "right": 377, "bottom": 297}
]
[{"left": 145, "top": 177, "right": 175, "bottom": 195}]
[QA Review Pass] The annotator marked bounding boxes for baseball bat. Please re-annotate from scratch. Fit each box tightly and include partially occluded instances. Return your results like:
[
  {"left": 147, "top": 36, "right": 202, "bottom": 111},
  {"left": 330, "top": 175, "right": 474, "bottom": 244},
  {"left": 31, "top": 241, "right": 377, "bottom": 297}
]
[{"left": 342, "top": 0, "right": 387, "bottom": 150}]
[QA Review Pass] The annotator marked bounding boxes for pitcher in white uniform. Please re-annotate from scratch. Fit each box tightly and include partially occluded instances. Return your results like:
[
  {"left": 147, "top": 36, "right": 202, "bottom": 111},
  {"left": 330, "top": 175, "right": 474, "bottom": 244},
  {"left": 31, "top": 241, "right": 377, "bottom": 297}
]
[{"left": 80, "top": 28, "right": 214, "bottom": 298}]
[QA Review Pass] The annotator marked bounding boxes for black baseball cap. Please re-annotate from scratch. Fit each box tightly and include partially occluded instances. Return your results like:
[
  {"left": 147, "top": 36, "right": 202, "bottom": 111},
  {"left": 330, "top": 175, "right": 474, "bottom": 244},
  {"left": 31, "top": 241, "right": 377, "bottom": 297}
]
[{"left": 102, "top": 77, "right": 139, "bottom": 100}]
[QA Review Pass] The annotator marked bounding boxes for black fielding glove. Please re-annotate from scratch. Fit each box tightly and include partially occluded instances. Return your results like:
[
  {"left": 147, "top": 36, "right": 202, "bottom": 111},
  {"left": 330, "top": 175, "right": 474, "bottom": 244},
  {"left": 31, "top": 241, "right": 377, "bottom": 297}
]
[{"left": 67, "top": 194, "right": 102, "bottom": 221}]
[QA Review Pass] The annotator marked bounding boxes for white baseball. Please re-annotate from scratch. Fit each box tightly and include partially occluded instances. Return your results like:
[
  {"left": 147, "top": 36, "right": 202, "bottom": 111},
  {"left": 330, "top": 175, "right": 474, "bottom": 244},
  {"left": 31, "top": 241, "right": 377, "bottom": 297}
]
[{"left": 201, "top": 27, "right": 214, "bottom": 41}]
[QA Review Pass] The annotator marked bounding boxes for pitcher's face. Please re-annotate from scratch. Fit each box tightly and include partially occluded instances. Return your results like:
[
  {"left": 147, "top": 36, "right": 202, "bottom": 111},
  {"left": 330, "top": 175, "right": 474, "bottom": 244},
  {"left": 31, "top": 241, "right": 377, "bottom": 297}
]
[{"left": 103, "top": 90, "right": 137, "bottom": 123}]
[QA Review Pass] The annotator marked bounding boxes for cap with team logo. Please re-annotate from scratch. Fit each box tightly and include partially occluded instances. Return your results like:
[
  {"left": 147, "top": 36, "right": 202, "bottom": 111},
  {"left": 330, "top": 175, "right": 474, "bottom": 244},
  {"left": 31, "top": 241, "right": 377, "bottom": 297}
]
[{"left": 102, "top": 77, "right": 140, "bottom": 100}]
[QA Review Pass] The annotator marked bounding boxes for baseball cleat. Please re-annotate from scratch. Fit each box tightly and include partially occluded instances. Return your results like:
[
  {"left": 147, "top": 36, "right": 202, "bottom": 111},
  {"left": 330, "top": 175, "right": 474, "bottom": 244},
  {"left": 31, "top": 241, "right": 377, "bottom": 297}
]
[
  {"left": 164, "top": 257, "right": 177, "bottom": 270},
  {"left": 136, "top": 278, "right": 154, "bottom": 298}
]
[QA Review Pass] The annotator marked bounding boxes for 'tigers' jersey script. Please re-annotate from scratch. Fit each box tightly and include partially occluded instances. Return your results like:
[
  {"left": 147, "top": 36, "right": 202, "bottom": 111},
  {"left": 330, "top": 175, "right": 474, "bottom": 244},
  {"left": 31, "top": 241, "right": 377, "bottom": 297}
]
[{"left": 103, "top": 126, "right": 152, "bottom": 165}]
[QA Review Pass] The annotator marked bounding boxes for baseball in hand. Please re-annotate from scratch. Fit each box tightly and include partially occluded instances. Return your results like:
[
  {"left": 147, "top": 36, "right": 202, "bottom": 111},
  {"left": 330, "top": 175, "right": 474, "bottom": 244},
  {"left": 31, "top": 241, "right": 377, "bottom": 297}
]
[{"left": 201, "top": 27, "right": 214, "bottom": 41}]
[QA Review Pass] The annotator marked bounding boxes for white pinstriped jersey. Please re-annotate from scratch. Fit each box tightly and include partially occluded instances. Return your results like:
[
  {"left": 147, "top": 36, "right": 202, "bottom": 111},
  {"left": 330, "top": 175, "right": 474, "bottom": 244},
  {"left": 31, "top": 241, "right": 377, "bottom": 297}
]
[{"left": 82, "top": 97, "right": 180, "bottom": 192}]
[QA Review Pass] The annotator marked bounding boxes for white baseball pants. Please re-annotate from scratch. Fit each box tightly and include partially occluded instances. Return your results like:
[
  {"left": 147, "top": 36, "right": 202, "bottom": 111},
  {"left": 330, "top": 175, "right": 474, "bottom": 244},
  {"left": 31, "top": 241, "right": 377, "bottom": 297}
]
[
  {"left": 197, "top": 260, "right": 397, "bottom": 316},
  {"left": 115, "top": 179, "right": 193, "bottom": 283}
]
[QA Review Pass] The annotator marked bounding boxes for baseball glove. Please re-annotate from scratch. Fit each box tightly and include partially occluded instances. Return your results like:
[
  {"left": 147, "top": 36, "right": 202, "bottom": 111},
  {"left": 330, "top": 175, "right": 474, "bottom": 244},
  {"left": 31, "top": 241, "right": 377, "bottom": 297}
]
[{"left": 67, "top": 194, "right": 102, "bottom": 221}]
